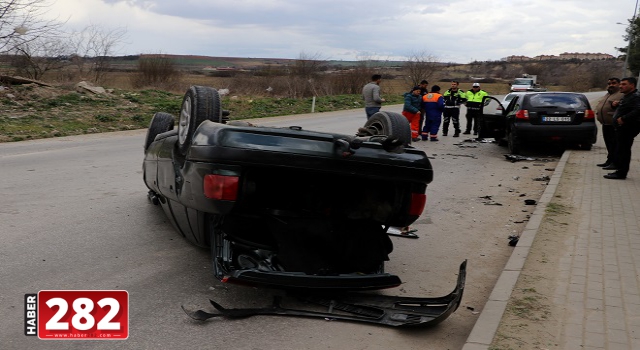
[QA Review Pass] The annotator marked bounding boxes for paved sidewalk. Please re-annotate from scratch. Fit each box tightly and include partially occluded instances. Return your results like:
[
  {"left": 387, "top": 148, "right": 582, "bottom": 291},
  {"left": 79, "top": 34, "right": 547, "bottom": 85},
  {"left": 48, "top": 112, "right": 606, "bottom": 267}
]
[{"left": 463, "top": 139, "right": 640, "bottom": 349}]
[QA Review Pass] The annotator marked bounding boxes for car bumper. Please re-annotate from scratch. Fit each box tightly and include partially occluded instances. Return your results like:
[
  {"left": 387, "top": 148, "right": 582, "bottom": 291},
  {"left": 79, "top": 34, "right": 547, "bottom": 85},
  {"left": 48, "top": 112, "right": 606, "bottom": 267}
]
[{"left": 515, "top": 123, "right": 597, "bottom": 143}]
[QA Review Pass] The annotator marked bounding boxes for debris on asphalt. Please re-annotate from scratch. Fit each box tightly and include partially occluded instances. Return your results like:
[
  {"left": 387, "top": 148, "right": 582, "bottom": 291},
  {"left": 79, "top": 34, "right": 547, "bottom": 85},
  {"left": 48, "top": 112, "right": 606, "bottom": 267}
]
[
  {"left": 445, "top": 153, "right": 478, "bottom": 158},
  {"left": 524, "top": 199, "right": 537, "bottom": 205},
  {"left": 533, "top": 175, "right": 551, "bottom": 181},
  {"left": 508, "top": 235, "right": 519, "bottom": 246},
  {"left": 513, "top": 176, "right": 520, "bottom": 180},
  {"left": 504, "top": 155, "right": 557, "bottom": 163},
  {"left": 478, "top": 195, "right": 502, "bottom": 206},
  {"left": 454, "top": 142, "right": 478, "bottom": 148},
  {"left": 504, "top": 154, "right": 535, "bottom": 162}
]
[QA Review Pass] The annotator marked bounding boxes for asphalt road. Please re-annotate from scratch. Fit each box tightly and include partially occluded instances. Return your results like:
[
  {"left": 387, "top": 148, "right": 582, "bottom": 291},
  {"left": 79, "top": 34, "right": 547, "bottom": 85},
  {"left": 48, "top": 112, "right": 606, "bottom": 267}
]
[{"left": 0, "top": 93, "right": 601, "bottom": 349}]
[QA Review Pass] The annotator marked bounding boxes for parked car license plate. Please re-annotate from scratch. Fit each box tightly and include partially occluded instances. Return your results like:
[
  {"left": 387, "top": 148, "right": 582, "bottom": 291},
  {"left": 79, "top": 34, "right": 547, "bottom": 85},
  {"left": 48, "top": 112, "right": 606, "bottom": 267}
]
[{"left": 542, "top": 116, "right": 571, "bottom": 122}]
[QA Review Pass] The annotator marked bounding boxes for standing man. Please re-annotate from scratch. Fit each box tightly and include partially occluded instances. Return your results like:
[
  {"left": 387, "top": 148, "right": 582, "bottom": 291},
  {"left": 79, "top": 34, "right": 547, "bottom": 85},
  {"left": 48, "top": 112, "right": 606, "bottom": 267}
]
[
  {"left": 595, "top": 77, "right": 624, "bottom": 169},
  {"left": 422, "top": 85, "right": 445, "bottom": 141},
  {"left": 402, "top": 86, "right": 423, "bottom": 142},
  {"left": 418, "top": 80, "right": 429, "bottom": 135},
  {"left": 604, "top": 77, "right": 640, "bottom": 180},
  {"left": 362, "top": 74, "right": 386, "bottom": 119},
  {"left": 442, "top": 81, "right": 467, "bottom": 137},
  {"left": 464, "top": 83, "right": 488, "bottom": 135}
]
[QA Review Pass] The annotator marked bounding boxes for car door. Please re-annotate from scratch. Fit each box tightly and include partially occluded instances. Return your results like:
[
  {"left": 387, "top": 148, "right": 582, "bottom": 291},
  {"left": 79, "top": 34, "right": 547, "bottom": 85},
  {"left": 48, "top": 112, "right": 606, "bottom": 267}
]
[{"left": 478, "top": 96, "right": 507, "bottom": 139}]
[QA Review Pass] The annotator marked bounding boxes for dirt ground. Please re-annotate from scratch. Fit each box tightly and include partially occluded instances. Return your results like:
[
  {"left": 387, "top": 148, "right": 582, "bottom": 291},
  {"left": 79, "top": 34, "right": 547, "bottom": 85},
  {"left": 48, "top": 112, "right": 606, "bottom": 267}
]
[{"left": 489, "top": 165, "right": 579, "bottom": 349}]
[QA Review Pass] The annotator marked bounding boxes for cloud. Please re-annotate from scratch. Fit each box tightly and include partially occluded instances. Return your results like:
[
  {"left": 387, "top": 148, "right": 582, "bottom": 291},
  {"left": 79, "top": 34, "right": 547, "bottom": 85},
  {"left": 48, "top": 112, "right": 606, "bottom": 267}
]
[{"left": 45, "top": 0, "right": 631, "bottom": 62}]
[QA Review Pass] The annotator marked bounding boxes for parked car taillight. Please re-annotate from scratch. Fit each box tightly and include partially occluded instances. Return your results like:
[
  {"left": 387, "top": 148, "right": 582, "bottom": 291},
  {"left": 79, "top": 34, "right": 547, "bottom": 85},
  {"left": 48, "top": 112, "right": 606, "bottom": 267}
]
[
  {"left": 584, "top": 109, "right": 595, "bottom": 120},
  {"left": 204, "top": 174, "right": 239, "bottom": 200},
  {"left": 408, "top": 193, "right": 426, "bottom": 216},
  {"left": 515, "top": 110, "right": 529, "bottom": 120}
]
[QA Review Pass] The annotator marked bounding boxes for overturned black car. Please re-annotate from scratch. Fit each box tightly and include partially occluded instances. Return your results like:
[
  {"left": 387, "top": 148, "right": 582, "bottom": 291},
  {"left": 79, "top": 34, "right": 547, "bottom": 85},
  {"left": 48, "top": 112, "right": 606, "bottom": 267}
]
[{"left": 142, "top": 86, "right": 465, "bottom": 326}]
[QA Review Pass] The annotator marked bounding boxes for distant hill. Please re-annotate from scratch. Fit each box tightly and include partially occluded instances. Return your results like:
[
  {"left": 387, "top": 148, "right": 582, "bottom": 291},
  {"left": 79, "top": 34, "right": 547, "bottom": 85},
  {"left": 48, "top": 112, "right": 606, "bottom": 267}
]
[{"left": 122, "top": 54, "right": 408, "bottom": 69}]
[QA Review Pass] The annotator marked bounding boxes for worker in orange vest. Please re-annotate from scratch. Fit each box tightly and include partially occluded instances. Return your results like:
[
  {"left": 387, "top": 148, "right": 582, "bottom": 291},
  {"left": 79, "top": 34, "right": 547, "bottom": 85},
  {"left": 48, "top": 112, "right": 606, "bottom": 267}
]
[{"left": 422, "top": 85, "right": 445, "bottom": 141}]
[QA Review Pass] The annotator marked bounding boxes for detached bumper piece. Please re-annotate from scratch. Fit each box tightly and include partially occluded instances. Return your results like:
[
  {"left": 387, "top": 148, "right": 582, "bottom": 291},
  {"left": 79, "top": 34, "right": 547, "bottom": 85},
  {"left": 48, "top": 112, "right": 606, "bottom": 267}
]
[
  {"left": 222, "top": 270, "right": 402, "bottom": 291},
  {"left": 183, "top": 260, "right": 466, "bottom": 327}
]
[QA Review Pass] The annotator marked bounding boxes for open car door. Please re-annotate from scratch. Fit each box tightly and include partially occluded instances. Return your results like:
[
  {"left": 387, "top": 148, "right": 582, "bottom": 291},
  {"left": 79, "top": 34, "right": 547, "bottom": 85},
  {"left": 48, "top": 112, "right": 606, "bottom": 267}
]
[{"left": 478, "top": 96, "right": 507, "bottom": 141}]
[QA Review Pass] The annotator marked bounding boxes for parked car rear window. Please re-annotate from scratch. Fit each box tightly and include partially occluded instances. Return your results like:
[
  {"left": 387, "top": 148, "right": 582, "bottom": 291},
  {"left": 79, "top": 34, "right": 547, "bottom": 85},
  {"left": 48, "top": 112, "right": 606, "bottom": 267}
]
[{"left": 526, "top": 94, "right": 588, "bottom": 109}]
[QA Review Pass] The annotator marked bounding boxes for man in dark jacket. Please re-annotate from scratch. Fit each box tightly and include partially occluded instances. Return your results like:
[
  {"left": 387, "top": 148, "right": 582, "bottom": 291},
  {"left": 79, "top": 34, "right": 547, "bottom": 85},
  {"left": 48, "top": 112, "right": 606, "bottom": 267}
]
[
  {"left": 442, "top": 81, "right": 466, "bottom": 137},
  {"left": 604, "top": 77, "right": 640, "bottom": 180}
]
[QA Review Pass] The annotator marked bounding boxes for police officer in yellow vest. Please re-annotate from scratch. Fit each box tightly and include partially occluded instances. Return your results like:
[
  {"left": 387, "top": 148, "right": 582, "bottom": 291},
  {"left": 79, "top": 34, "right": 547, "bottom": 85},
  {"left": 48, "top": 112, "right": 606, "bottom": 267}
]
[
  {"left": 464, "top": 83, "right": 489, "bottom": 135},
  {"left": 442, "top": 81, "right": 466, "bottom": 137}
]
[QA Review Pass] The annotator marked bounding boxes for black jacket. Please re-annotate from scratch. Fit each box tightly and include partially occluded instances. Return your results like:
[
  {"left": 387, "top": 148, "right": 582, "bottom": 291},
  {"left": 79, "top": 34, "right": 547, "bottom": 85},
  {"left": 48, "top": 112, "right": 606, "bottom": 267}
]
[{"left": 613, "top": 89, "right": 640, "bottom": 128}]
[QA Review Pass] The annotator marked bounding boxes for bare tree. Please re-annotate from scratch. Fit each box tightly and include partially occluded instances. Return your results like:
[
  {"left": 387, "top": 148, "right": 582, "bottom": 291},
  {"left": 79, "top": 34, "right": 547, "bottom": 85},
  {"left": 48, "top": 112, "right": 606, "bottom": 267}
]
[
  {"left": 0, "top": 0, "right": 63, "bottom": 55},
  {"left": 328, "top": 57, "right": 376, "bottom": 95},
  {"left": 67, "top": 24, "right": 127, "bottom": 83},
  {"left": 285, "top": 51, "right": 326, "bottom": 98},
  {"left": 132, "top": 54, "right": 182, "bottom": 89},
  {"left": 403, "top": 51, "right": 439, "bottom": 86},
  {"left": 10, "top": 36, "right": 70, "bottom": 79}
]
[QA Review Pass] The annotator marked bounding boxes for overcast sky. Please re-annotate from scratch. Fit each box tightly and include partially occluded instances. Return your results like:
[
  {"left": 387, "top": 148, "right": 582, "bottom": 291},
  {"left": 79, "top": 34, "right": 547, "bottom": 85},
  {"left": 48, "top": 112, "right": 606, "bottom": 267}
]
[{"left": 46, "top": 0, "right": 636, "bottom": 63}]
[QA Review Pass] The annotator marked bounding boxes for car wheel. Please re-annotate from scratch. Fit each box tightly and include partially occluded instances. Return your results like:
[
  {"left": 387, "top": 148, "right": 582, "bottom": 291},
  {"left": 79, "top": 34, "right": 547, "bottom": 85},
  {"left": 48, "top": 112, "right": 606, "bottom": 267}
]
[
  {"left": 363, "top": 111, "right": 412, "bottom": 146},
  {"left": 144, "top": 112, "right": 175, "bottom": 151},
  {"left": 508, "top": 126, "right": 521, "bottom": 155},
  {"left": 177, "top": 86, "right": 222, "bottom": 155}
]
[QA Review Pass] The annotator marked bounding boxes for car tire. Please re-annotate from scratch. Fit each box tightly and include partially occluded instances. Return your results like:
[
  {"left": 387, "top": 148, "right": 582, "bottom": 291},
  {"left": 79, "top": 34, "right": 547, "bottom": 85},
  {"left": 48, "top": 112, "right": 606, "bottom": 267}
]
[
  {"left": 508, "top": 126, "right": 521, "bottom": 155},
  {"left": 144, "top": 112, "right": 175, "bottom": 151},
  {"left": 363, "top": 111, "right": 412, "bottom": 146},
  {"left": 177, "top": 86, "right": 222, "bottom": 155}
]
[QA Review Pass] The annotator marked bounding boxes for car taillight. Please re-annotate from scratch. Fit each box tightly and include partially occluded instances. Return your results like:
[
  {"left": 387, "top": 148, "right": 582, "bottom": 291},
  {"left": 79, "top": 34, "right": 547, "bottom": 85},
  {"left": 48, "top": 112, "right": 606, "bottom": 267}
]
[
  {"left": 584, "top": 109, "right": 595, "bottom": 120},
  {"left": 515, "top": 110, "right": 529, "bottom": 120},
  {"left": 204, "top": 174, "right": 239, "bottom": 200},
  {"left": 409, "top": 193, "right": 426, "bottom": 216}
]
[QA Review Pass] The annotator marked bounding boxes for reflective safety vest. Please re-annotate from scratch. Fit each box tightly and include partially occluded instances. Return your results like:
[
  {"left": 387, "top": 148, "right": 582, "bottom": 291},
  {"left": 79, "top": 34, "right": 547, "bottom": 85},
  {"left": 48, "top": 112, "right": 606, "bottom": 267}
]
[
  {"left": 422, "top": 92, "right": 443, "bottom": 103},
  {"left": 465, "top": 89, "right": 488, "bottom": 103},
  {"left": 443, "top": 89, "right": 466, "bottom": 107}
]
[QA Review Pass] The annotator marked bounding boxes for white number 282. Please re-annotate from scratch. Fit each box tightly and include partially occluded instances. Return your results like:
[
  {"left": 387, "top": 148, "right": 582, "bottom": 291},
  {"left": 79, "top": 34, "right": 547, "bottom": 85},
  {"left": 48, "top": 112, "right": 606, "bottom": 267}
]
[{"left": 45, "top": 297, "right": 120, "bottom": 331}]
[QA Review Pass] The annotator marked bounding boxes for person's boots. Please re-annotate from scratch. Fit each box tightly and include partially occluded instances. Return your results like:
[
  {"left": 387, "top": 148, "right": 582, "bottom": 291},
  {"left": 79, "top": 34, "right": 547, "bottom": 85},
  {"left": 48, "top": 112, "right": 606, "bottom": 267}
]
[
  {"left": 442, "top": 122, "right": 449, "bottom": 136},
  {"left": 453, "top": 128, "right": 460, "bottom": 137}
]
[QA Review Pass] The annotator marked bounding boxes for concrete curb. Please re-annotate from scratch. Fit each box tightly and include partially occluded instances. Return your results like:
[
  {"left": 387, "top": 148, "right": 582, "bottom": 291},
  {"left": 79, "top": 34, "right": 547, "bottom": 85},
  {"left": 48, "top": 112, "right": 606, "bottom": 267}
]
[{"left": 462, "top": 150, "right": 572, "bottom": 350}]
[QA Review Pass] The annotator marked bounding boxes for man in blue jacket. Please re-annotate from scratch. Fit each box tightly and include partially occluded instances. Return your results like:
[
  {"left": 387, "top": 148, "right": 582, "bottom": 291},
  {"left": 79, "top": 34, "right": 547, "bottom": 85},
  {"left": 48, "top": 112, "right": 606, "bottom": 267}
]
[{"left": 422, "top": 85, "right": 445, "bottom": 141}]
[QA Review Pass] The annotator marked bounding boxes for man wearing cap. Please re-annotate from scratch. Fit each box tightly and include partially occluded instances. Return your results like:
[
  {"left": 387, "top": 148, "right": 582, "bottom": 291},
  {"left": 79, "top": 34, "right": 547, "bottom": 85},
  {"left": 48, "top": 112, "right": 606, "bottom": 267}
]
[
  {"left": 402, "top": 85, "right": 423, "bottom": 142},
  {"left": 464, "top": 83, "right": 488, "bottom": 135}
]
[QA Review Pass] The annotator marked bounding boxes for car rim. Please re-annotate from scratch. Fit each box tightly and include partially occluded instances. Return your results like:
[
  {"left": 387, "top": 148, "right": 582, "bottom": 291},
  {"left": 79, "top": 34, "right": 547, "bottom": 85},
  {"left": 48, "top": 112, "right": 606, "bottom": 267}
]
[
  {"left": 368, "top": 121, "right": 385, "bottom": 135},
  {"left": 179, "top": 96, "right": 192, "bottom": 145}
]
